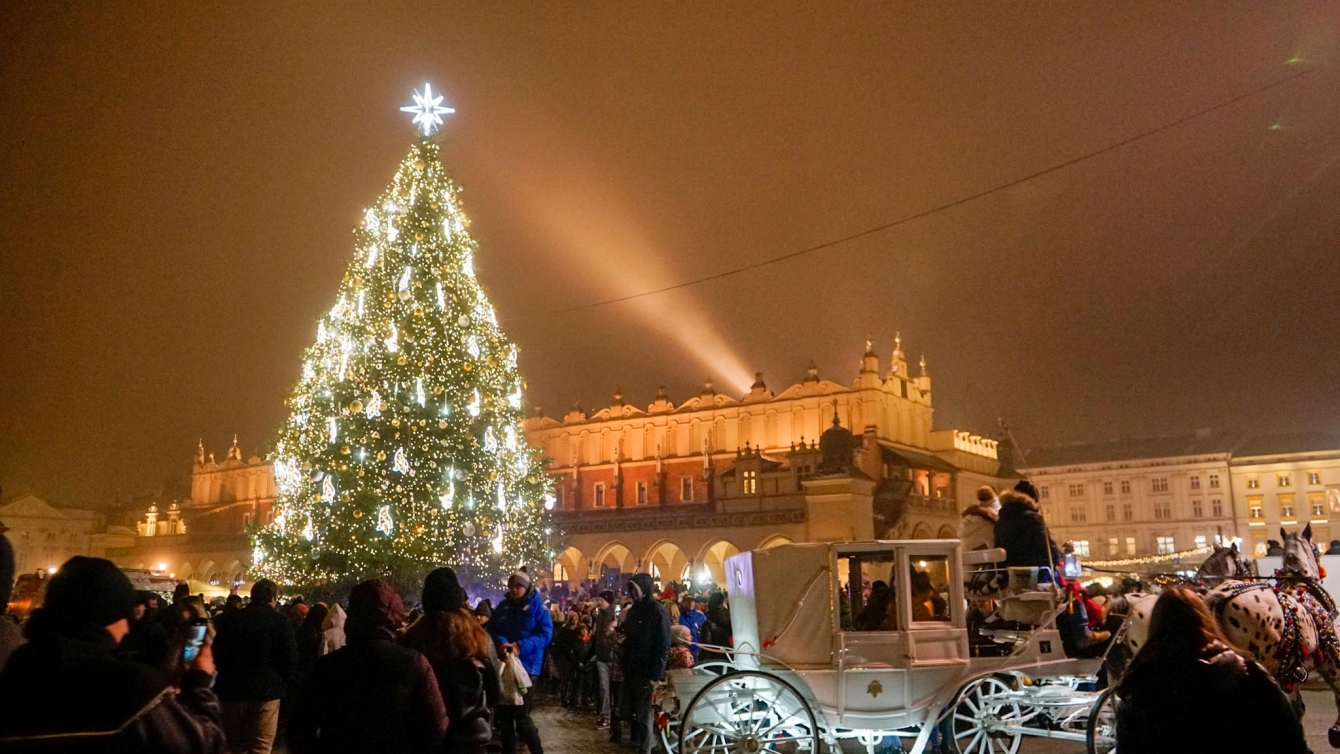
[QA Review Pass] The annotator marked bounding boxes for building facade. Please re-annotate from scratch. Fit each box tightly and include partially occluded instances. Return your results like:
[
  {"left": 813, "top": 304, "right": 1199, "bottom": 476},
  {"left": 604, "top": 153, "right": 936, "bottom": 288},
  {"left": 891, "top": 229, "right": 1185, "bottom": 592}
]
[
  {"left": 0, "top": 495, "right": 102, "bottom": 574},
  {"left": 1026, "top": 431, "right": 1340, "bottom": 563}
]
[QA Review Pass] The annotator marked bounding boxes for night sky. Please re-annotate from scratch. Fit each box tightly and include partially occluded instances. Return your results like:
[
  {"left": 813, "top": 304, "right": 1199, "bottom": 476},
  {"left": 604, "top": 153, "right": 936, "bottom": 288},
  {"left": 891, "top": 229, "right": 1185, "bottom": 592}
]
[{"left": 2, "top": 3, "right": 1338, "bottom": 505}]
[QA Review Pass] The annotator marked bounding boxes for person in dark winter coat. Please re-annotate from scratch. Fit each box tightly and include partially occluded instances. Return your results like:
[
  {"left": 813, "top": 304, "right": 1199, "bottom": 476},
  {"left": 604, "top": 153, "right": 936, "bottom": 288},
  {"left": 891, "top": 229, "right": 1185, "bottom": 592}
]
[
  {"left": 0, "top": 556, "right": 226, "bottom": 753},
  {"left": 293, "top": 602, "right": 329, "bottom": 682},
  {"left": 288, "top": 578, "right": 447, "bottom": 754},
  {"left": 400, "top": 567, "right": 501, "bottom": 754},
  {"left": 0, "top": 535, "right": 24, "bottom": 669},
  {"left": 1116, "top": 587, "right": 1308, "bottom": 754},
  {"left": 211, "top": 578, "right": 297, "bottom": 754},
  {"left": 592, "top": 590, "right": 618, "bottom": 727},
  {"left": 619, "top": 573, "right": 671, "bottom": 754},
  {"left": 121, "top": 590, "right": 171, "bottom": 669},
  {"left": 488, "top": 570, "right": 553, "bottom": 754},
  {"left": 697, "top": 591, "right": 733, "bottom": 665},
  {"left": 994, "top": 489, "right": 1062, "bottom": 571}
]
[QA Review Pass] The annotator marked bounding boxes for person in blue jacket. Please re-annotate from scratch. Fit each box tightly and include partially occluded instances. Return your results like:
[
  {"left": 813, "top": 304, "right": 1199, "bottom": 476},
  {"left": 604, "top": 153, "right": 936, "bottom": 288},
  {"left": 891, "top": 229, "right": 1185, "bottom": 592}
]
[{"left": 488, "top": 569, "right": 553, "bottom": 754}]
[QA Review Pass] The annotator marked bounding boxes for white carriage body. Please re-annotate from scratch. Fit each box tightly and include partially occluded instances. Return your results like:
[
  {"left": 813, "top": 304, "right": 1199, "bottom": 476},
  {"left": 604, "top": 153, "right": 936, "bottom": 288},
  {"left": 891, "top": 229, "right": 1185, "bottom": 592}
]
[{"left": 667, "top": 538, "right": 1108, "bottom": 751}]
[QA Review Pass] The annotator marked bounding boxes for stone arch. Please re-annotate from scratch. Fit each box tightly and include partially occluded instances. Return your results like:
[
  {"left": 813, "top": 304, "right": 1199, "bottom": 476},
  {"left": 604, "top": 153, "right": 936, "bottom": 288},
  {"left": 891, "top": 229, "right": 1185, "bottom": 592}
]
[
  {"left": 695, "top": 538, "right": 741, "bottom": 587},
  {"left": 553, "top": 545, "right": 584, "bottom": 584},
  {"left": 197, "top": 559, "right": 217, "bottom": 584},
  {"left": 911, "top": 522, "right": 934, "bottom": 539},
  {"left": 643, "top": 539, "right": 691, "bottom": 587},
  {"left": 222, "top": 559, "right": 245, "bottom": 587},
  {"left": 937, "top": 524, "right": 956, "bottom": 539},
  {"left": 179, "top": 562, "right": 193, "bottom": 581},
  {"left": 592, "top": 541, "right": 636, "bottom": 593},
  {"left": 758, "top": 534, "right": 795, "bottom": 550}
]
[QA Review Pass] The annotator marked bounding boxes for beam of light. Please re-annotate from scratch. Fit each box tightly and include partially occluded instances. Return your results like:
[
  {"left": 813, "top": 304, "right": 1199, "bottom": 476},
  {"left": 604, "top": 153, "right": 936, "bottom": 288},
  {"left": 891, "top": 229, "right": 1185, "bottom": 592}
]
[{"left": 492, "top": 157, "right": 754, "bottom": 396}]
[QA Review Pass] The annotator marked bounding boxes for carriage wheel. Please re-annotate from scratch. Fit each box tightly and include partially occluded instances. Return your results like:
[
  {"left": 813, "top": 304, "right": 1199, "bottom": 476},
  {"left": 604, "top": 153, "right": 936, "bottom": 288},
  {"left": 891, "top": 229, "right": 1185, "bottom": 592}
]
[
  {"left": 951, "top": 676, "right": 1024, "bottom": 754},
  {"left": 660, "top": 716, "right": 681, "bottom": 754},
  {"left": 1085, "top": 687, "right": 1118, "bottom": 754},
  {"left": 678, "top": 670, "right": 819, "bottom": 754}
]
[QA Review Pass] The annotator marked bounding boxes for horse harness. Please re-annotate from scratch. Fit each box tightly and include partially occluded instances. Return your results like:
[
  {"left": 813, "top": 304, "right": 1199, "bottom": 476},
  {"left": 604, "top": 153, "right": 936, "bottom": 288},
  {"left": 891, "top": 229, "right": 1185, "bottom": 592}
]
[{"left": 1213, "top": 574, "right": 1340, "bottom": 693}]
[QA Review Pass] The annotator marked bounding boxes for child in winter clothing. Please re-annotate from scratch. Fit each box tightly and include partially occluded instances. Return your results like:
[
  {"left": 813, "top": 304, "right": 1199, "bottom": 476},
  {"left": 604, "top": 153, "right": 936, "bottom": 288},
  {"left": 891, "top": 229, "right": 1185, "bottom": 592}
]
[{"left": 668, "top": 625, "right": 695, "bottom": 670}]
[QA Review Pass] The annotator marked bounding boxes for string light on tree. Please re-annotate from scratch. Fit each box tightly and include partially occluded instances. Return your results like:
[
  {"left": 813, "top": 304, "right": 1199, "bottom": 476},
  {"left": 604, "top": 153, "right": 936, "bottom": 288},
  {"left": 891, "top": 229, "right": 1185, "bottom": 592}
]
[{"left": 251, "top": 83, "right": 553, "bottom": 589}]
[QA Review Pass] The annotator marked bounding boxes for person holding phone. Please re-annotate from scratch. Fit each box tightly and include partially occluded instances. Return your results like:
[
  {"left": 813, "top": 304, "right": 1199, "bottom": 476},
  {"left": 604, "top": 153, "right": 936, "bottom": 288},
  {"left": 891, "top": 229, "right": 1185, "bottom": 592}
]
[{"left": 0, "top": 556, "right": 226, "bottom": 753}]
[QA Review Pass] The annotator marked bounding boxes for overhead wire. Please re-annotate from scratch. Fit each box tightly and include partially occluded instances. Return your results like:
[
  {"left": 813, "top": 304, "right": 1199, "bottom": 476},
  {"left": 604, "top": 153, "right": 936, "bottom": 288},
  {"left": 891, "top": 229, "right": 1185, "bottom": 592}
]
[{"left": 515, "top": 67, "right": 1312, "bottom": 320}]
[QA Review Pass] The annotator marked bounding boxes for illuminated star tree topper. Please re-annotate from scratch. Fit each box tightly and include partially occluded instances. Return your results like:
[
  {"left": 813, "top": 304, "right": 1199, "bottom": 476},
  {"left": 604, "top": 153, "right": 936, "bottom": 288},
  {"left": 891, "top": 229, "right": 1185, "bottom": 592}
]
[{"left": 399, "top": 83, "right": 455, "bottom": 136}]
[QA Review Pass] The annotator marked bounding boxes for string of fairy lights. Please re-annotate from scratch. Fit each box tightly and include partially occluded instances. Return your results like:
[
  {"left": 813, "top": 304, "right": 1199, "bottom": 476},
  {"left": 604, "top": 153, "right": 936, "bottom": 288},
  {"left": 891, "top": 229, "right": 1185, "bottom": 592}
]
[{"left": 251, "top": 86, "right": 554, "bottom": 587}]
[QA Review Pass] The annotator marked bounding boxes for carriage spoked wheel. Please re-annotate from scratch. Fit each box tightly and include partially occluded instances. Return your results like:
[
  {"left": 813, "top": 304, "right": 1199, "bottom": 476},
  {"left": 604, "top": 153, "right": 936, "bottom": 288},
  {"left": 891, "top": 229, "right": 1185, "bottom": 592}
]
[
  {"left": 678, "top": 670, "right": 820, "bottom": 754},
  {"left": 950, "top": 676, "right": 1025, "bottom": 754},
  {"left": 1085, "top": 687, "right": 1118, "bottom": 754}
]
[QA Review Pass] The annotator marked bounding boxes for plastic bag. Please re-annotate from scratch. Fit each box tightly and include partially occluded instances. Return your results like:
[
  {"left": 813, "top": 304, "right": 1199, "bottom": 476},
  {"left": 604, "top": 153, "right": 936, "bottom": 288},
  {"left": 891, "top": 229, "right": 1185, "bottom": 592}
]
[{"left": 500, "top": 652, "right": 532, "bottom": 706}]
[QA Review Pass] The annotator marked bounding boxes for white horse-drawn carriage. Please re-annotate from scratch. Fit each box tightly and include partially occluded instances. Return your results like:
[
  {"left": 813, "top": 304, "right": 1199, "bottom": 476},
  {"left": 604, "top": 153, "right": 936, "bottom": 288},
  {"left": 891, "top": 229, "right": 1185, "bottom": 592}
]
[{"left": 656, "top": 539, "right": 1121, "bottom": 754}]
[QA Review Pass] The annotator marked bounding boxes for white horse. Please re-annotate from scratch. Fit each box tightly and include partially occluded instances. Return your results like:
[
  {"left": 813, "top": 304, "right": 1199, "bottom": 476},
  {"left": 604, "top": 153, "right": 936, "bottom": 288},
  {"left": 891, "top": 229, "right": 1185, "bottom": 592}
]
[{"left": 1113, "top": 526, "right": 1340, "bottom": 747}]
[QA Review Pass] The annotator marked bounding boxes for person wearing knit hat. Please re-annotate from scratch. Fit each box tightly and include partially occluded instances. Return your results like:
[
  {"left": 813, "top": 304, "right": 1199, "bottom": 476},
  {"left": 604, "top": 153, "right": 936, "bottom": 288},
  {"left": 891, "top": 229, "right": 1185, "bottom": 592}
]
[
  {"left": 0, "top": 556, "right": 226, "bottom": 750},
  {"left": 508, "top": 569, "right": 531, "bottom": 590},
  {"left": 289, "top": 578, "right": 448, "bottom": 753},
  {"left": 488, "top": 567, "right": 552, "bottom": 754},
  {"left": 421, "top": 566, "right": 467, "bottom": 613}
]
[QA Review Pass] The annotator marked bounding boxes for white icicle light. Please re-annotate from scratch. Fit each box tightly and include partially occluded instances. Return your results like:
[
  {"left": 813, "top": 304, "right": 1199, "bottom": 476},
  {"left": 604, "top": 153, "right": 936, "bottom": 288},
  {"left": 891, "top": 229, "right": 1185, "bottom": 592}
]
[
  {"left": 399, "top": 266, "right": 412, "bottom": 294},
  {"left": 505, "top": 427, "right": 518, "bottom": 451},
  {"left": 317, "top": 321, "right": 328, "bottom": 343},
  {"left": 376, "top": 505, "right": 394, "bottom": 535},
  {"left": 439, "top": 477, "right": 455, "bottom": 509},
  {"left": 393, "top": 447, "right": 410, "bottom": 474},
  {"left": 436, "top": 282, "right": 446, "bottom": 310},
  {"left": 466, "top": 494, "right": 476, "bottom": 511},
  {"left": 543, "top": 493, "right": 556, "bottom": 511},
  {"left": 467, "top": 335, "right": 480, "bottom": 358},
  {"left": 364, "top": 208, "right": 380, "bottom": 232},
  {"left": 443, "top": 217, "right": 453, "bottom": 241},
  {"left": 357, "top": 289, "right": 365, "bottom": 315},
  {"left": 328, "top": 417, "right": 338, "bottom": 443},
  {"left": 492, "top": 526, "right": 504, "bottom": 554},
  {"left": 508, "top": 386, "right": 522, "bottom": 410},
  {"left": 385, "top": 323, "right": 399, "bottom": 353},
  {"left": 387, "top": 218, "right": 398, "bottom": 243},
  {"left": 322, "top": 476, "right": 336, "bottom": 503},
  {"left": 365, "top": 242, "right": 379, "bottom": 269},
  {"left": 302, "top": 516, "right": 315, "bottom": 542},
  {"left": 462, "top": 251, "right": 474, "bottom": 278},
  {"left": 274, "top": 510, "right": 287, "bottom": 536},
  {"left": 302, "top": 361, "right": 315, "bottom": 380},
  {"left": 366, "top": 390, "right": 382, "bottom": 419},
  {"left": 496, "top": 482, "right": 507, "bottom": 510},
  {"left": 416, "top": 378, "right": 426, "bottom": 406},
  {"left": 468, "top": 390, "right": 481, "bottom": 417},
  {"left": 484, "top": 427, "right": 497, "bottom": 452},
  {"left": 273, "top": 457, "right": 301, "bottom": 494}
]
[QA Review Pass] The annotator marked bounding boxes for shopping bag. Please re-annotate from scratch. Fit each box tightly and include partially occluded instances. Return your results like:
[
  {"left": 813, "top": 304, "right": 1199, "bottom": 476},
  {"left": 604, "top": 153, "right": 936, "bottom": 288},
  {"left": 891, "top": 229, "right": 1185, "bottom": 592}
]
[{"left": 500, "top": 652, "right": 532, "bottom": 705}]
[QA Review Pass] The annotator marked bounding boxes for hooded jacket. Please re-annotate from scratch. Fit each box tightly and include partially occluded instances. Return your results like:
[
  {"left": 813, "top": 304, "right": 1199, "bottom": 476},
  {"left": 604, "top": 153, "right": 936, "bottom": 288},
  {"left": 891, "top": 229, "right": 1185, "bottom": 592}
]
[
  {"left": 619, "top": 573, "right": 671, "bottom": 682},
  {"left": 958, "top": 503, "right": 998, "bottom": 553},
  {"left": 592, "top": 603, "right": 618, "bottom": 663},
  {"left": 1116, "top": 642, "right": 1308, "bottom": 754},
  {"left": 994, "top": 491, "right": 1062, "bottom": 570},
  {"left": 212, "top": 600, "right": 297, "bottom": 702},
  {"left": 487, "top": 585, "right": 553, "bottom": 678}
]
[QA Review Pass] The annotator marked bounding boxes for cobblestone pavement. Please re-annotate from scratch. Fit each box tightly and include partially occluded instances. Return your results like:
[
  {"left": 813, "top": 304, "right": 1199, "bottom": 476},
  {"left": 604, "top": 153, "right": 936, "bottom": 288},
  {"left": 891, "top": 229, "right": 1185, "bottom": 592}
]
[{"left": 532, "top": 702, "right": 627, "bottom": 754}]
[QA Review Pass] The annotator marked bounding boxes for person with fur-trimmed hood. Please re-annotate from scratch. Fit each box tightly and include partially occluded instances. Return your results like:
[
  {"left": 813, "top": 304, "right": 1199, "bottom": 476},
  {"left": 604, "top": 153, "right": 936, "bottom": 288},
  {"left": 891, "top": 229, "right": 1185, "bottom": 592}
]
[
  {"left": 959, "top": 485, "right": 1000, "bottom": 552},
  {"left": 995, "top": 483, "right": 1062, "bottom": 571}
]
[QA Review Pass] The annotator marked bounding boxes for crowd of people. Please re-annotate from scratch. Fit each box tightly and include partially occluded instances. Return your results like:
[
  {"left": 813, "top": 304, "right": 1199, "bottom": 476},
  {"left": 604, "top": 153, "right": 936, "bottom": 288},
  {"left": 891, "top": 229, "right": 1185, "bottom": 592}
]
[{"left": 0, "top": 531, "right": 732, "bottom": 754}]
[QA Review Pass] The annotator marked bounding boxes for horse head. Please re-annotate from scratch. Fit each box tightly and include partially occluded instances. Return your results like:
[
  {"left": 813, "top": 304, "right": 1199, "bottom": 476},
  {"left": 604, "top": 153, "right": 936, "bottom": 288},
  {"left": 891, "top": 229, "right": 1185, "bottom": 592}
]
[
  {"left": 1281, "top": 524, "right": 1321, "bottom": 580},
  {"left": 1198, "top": 542, "right": 1255, "bottom": 587}
]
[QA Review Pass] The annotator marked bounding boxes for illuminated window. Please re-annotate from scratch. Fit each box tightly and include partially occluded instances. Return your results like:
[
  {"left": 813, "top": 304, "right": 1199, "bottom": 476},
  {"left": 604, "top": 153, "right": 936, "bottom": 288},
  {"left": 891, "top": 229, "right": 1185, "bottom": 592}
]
[
  {"left": 1103, "top": 481, "right": 1113, "bottom": 495},
  {"left": 1070, "top": 506, "right": 1087, "bottom": 524},
  {"left": 1152, "top": 478, "right": 1169, "bottom": 493},
  {"left": 635, "top": 481, "right": 648, "bottom": 505},
  {"left": 1105, "top": 504, "right": 1116, "bottom": 522},
  {"left": 681, "top": 477, "right": 693, "bottom": 502},
  {"left": 1282, "top": 503, "right": 1295, "bottom": 518},
  {"left": 1195, "top": 535, "right": 1207, "bottom": 549},
  {"left": 1190, "top": 476, "right": 1201, "bottom": 490},
  {"left": 553, "top": 563, "right": 569, "bottom": 582},
  {"left": 1122, "top": 503, "right": 1133, "bottom": 521},
  {"left": 1120, "top": 480, "right": 1131, "bottom": 494},
  {"left": 1309, "top": 472, "right": 1322, "bottom": 486},
  {"left": 1108, "top": 538, "right": 1119, "bottom": 555},
  {"left": 1209, "top": 473, "right": 1220, "bottom": 489},
  {"left": 1068, "top": 483, "right": 1085, "bottom": 498},
  {"left": 1249, "top": 503, "right": 1263, "bottom": 519},
  {"left": 1126, "top": 537, "right": 1137, "bottom": 555},
  {"left": 742, "top": 470, "right": 757, "bottom": 495},
  {"left": 1311, "top": 494, "right": 1326, "bottom": 517},
  {"left": 1157, "top": 536, "right": 1176, "bottom": 555},
  {"left": 594, "top": 482, "right": 606, "bottom": 508},
  {"left": 1192, "top": 500, "right": 1203, "bottom": 518},
  {"left": 1212, "top": 499, "right": 1223, "bottom": 517},
  {"left": 1073, "top": 540, "right": 1090, "bottom": 556},
  {"left": 1278, "top": 474, "right": 1292, "bottom": 488},
  {"left": 1247, "top": 476, "right": 1260, "bottom": 489}
]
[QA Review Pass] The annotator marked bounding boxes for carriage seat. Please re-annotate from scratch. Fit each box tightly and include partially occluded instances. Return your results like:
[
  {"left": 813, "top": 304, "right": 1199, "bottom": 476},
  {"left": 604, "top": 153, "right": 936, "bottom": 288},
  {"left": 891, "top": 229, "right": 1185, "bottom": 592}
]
[{"left": 962, "top": 547, "right": 1007, "bottom": 566}]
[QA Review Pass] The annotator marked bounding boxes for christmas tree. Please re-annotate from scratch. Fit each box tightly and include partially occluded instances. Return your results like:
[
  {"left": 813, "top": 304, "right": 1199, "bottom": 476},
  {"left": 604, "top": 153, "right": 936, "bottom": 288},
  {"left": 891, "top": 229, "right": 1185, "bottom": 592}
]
[{"left": 252, "top": 85, "right": 553, "bottom": 590}]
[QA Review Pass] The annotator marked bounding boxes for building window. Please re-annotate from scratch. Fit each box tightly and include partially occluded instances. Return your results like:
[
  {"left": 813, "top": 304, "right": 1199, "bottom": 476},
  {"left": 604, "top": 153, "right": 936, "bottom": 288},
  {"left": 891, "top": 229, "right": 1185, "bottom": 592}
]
[
  {"left": 742, "top": 470, "right": 758, "bottom": 495},
  {"left": 1209, "top": 473, "right": 1220, "bottom": 489},
  {"left": 1120, "top": 480, "right": 1131, "bottom": 495},
  {"left": 1309, "top": 472, "right": 1322, "bottom": 486},
  {"left": 1126, "top": 537, "right": 1137, "bottom": 555},
  {"left": 1190, "top": 476, "right": 1201, "bottom": 490},
  {"left": 1154, "top": 501, "right": 1171, "bottom": 520},
  {"left": 1250, "top": 503, "right": 1263, "bottom": 519},
  {"left": 1122, "top": 502, "right": 1134, "bottom": 521},
  {"left": 594, "top": 483, "right": 606, "bottom": 508},
  {"left": 681, "top": 477, "right": 693, "bottom": 502},
  {"left": 1152, "top": 478, "right": 1169, "bottom": 493},
  {"left": 1073, "top": 540, "right": 1090, "bottom": 556},
  {"left": 554, "top": 488, "right": 564, "bottom": 509},
  {"left": 1278, "top": 474, "right": 1292, "bottom": 488},
  {"left": 1195, "top": 535, "right": 1207, "bottom": 549},
  {"left": 1108, "top": 538, "right": 1119, "bottom": 555},
  {"left": 1070, "top": 507, "right": 1087, "bottom": 524},
  {"left": 635, "top": 481, "right": 648, "bottom": 505},
  {"left": 1068, "top": 483, "right": 1085, "bottom": 498},
  {"left": 1105, "top": 504, "right": 1116, "bottom": 522},
  {"left": 1311, "top": 494, "right": 1326, "bottom": 518},
  {"left": 1103, "top": 481, "right": 1113, "bottom": 495},
  {"left": 1192, "top": 500, "right": 1203, "bottom": 518},
  {"left": 1282, "top": 503, "right": 1295, "bottom": 519},
  {"left": 1039, "top": 486, "right": 1050, "bottom": 500},
  {"left": 1247, "top": 476, "right": 1260, "bottom": 489},
  {"left": 1212, "top": 499, "right": 1223, "bottom": 517},
  {"left": 1157, "top": 536, "right": 1176, "bottom": 555}
]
